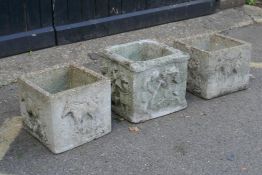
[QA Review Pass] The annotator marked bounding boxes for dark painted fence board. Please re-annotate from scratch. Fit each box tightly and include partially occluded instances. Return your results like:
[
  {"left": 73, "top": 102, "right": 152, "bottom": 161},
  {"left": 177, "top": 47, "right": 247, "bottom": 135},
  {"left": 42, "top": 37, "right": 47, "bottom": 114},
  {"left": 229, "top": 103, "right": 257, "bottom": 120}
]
[
  {"left": 95, "top": 0, "right": 109, "bottom": 18},
  {"left": 146, "top": 0, "right": 164, "bottom": 8},
  {"left": 54, "top": 0, "right": 68, "bottom": 25},
  {"left": 25, "top": 0, "right": 42, "bottom": 30},
  {"left": 82, "top": 0, "right": 95, "bottom": 20},
  {"left": 109, "top": 0, "right": 122, "bottom": 16},
  {"left": 187, "top": 0, "right": 215, "bottom": 18},
  {"left": 122, "top": 0, "right": 132, "bottom": 13},
  {"left": 9, "top": 0, "right": 26, "bottom": 33},
  {"left": 68, "top": 0, "right": 82, "bottom": 23},
  {"left": 40, "top": 0, "right": 53, "bottom": 27},
  {"left": 146, "top": 0, "right": 188, "bottom": 8},
  {"left": 135, "top": 0, "right": 147, "bottom": 11},
  {"left": 0, "top": 0, "right": 10, "bottom": 35},
  {"left": 0, "top": 0, "right": 55, "bottom": 58},
  {"left": 122, "top": 0, "right": 146, "bottom": 13}
]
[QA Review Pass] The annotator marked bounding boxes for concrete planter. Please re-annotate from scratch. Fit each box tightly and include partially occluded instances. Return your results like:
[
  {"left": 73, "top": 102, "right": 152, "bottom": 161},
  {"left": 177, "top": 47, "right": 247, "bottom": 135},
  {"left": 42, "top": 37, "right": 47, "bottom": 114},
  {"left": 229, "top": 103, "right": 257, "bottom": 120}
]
[
  {"left": 174, "top": 33, "right": 251, "bottom": 99},
  {"left": 102, "top": 40, "right": 189, "bottom": 123},
  {"left": 18, "top": 65, "right": 111, "bottom": 154}
]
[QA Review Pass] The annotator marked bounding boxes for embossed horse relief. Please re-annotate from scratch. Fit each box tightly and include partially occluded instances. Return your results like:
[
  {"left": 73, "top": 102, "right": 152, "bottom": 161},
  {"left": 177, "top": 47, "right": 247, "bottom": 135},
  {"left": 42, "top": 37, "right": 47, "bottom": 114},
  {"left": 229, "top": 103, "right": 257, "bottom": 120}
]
[
  {"left": 62, "top": 100, "right": 98, "bottom": 135},
  {"left": 142, "top": 67, "right": 181, "bottom": 111}
]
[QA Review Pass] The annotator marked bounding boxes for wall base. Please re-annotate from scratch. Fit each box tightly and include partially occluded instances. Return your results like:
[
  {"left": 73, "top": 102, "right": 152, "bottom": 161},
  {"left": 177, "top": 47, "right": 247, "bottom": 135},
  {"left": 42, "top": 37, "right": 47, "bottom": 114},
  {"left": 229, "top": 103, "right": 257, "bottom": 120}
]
[
  {"left": 56, "top": 0, "right": 216, "bottom": 45},
  {"left": 0, "top": 27, "right": 55, "bottom": 58}
]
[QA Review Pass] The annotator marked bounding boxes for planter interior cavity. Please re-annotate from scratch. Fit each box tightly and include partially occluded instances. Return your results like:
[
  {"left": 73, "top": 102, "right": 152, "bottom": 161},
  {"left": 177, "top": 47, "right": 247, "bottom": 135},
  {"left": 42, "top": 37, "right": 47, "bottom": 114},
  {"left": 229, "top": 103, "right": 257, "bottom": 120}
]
[
  {"left": 18, "top": 65, "right": 111, "bottom": 154},
  {"left": 29, "top": 66, "right": 100, "bottom": 94},
  {"left": 110, "top": 42, "right": 173, "bottom": 61},
  {"left": 102, "top": 40, "right": 189, "bottom": 123},
  {"left": 181, "top": 34, "right": 243, "bottom": 52},
  {"left": 174, "top": 33, "right": 251, "bottom": 99}
]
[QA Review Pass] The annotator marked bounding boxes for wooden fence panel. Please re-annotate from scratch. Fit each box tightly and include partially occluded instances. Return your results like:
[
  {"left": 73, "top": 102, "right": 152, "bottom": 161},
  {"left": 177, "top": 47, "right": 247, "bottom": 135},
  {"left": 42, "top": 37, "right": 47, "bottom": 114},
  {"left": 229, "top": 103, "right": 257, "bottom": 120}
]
[
  {"left": 25, "top": 0, "right": 42, "bottom": 30},
  {"left": 9, "top": 0, "right": 26, "bottom": 33},
  {"left": 95, "top": 0, "right": 109, "bottom": 18},
  {"left": 122, "top": 0, "right": 146, "bottom": 13},
  {"left": 0, "top": 0, "right": 10, "bottom": 35},
  {"left": 82, "top": 0, "right": 96, "bottom": 20},
  {"left": 0, "top": 0, "right": 55, "bottom": 58},
  {"left": 146, "top": 0, "right": 189, "bottom": 8},
  {"left": 68, "top": 0, "right": 82, "bottom": 23},
  {"left": 54, "top": 0, "right": 68, "bottom": 25},
  {"left": 40, "top": 0, "right": 53, "bottom": 27},
  {"left": 109, "top": 0, "right": 122, "bottom": 16},
  {"left": 0, "top": 0, "right": 216, "bottom": 58}
]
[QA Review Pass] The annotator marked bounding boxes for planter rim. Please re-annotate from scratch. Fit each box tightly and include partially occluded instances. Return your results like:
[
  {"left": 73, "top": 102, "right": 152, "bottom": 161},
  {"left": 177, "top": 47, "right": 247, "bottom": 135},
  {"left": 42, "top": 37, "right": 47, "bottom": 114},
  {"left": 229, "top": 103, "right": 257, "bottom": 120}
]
[
  {"left": 102, "top": 40, "right": 189, "bottom": 72},
  {"left": 18, "top": 64, "right": 110, "bottom": 98},
  {"left": 173, "top": 33, "right": 252, "bottom": 54}
]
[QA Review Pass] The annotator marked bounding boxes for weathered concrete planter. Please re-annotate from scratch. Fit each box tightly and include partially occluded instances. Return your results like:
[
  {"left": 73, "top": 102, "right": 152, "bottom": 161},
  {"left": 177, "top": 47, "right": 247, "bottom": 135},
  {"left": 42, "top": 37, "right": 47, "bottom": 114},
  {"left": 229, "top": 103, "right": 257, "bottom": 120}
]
[
  {"left": 18, "top": 65, "right": 111, "bottom": 154},
  {"left": 174, "top": 33, "right": 251, "bottom": 99},
  {"left": 102, "top": 40, "right": 189, "bottom": 123}
]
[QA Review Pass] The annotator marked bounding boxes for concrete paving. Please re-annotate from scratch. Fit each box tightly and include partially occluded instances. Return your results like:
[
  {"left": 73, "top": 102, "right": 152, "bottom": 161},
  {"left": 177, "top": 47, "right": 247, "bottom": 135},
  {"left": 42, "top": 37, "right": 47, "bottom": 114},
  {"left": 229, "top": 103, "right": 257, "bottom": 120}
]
[{"left": 0, "top": 6, "right": 262, "bottom": 175}]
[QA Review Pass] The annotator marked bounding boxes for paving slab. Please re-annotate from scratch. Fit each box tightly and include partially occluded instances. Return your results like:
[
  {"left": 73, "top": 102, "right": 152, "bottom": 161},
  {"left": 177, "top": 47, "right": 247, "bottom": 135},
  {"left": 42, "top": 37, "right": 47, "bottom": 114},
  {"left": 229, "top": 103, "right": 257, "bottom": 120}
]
[
  {"left": 1, "top": 5, "right": 262, "bottom": 87},
  {"left": 243, "top": 5, "right": 262, "bottom": 23}
]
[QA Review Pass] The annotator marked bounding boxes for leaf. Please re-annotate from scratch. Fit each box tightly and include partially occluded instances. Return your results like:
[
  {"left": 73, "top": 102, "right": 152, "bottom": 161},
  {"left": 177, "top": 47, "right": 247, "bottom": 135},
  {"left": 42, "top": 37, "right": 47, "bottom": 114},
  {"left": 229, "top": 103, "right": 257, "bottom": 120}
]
[
  {"left": 128, "top": 126, "right": 140, "bottom": 133},
  {"left": 240, "top": 166, "right": 248, "bottom": 172}
]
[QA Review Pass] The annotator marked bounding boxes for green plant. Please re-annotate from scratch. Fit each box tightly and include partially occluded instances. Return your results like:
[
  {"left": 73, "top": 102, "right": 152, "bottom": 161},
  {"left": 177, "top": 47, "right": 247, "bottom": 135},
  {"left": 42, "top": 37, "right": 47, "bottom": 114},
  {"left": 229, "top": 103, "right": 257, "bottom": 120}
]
[{"left": 246, "top": 0, "right": 257, "bottom": 5}]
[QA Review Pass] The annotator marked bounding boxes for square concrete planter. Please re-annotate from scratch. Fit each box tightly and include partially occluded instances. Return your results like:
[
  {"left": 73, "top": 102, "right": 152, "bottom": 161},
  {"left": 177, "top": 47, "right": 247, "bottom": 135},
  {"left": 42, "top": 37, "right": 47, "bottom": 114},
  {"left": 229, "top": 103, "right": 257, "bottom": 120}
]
[
  {"left": 173, "top": 33, "right": 251, "bottom": 99},
  {"left": 18, "top": 65, "right": 111, "bottom": 154},
  {"left": 101, "top": 40, "right": 189, "bottom": 123}
]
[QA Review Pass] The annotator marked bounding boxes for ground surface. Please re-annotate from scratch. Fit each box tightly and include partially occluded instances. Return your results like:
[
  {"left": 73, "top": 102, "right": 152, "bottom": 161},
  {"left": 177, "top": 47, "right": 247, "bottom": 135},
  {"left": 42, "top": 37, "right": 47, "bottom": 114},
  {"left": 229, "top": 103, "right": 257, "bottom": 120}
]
[{"left": 0, "top": 7, "right": 262, "bottom": 175}]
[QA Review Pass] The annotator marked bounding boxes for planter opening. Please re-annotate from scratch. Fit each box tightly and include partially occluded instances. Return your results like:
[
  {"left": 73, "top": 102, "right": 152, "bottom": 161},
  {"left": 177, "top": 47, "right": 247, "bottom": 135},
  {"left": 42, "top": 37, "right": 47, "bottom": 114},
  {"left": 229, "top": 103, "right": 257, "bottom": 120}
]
[
  {"left": 26, "top": 66, "right": 100, "bottom": 94},
  {"left": 110, "top": 41, "right": 173, "bottom": 61},
  {"left": 182, "top": 34, "right": 243, "bottom": 52}
]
